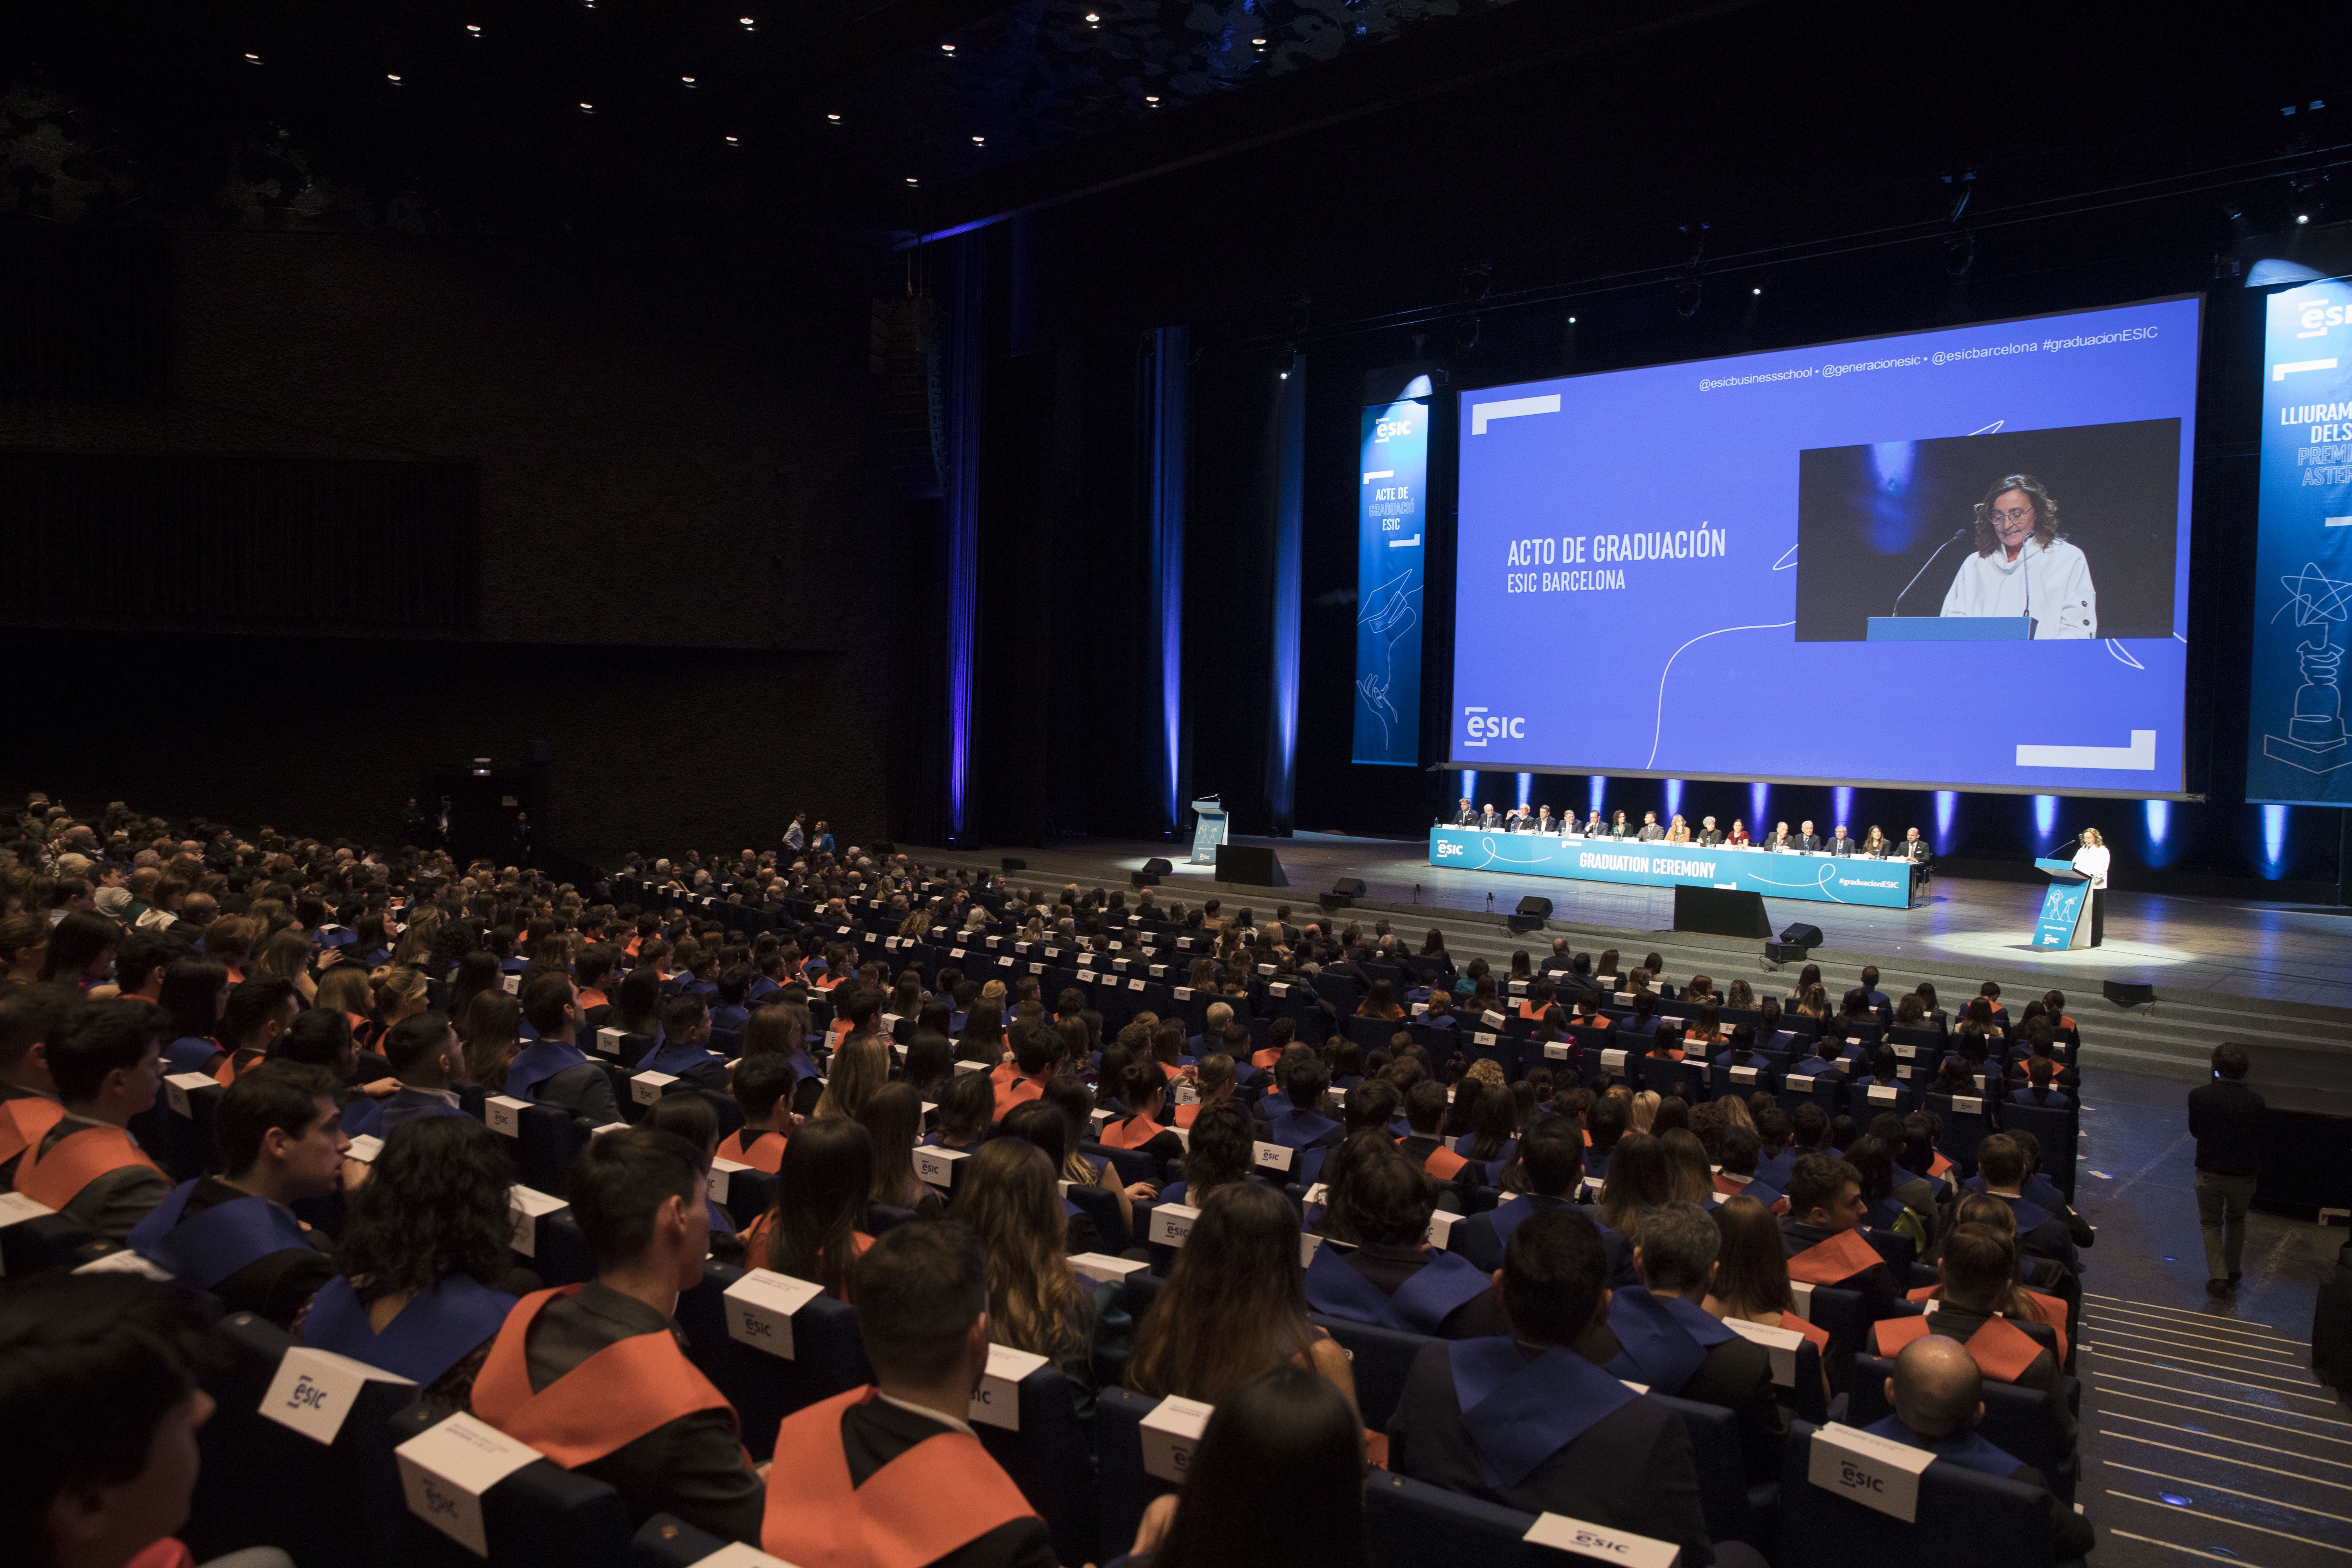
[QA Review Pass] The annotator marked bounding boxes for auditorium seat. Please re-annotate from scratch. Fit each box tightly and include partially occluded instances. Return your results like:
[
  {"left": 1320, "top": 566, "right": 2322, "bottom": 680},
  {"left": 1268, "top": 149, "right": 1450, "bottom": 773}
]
[
  {"left": 1360, "top": 1470, "right": 1559, "bottom": 1568},
  {"left": 513, "top": 1104, "right": 592, "bottom": 1197},
  {"left": 184, "top": 1312, "right": 416, "bottom": 1568},
  {"left": 1924, "top": 1092, "right": 1993, "bottom": 1176},
  {"left": 671, "top": 1259, "right": 872, "bottom": 1461},
  {"left": 1652, "top": 1390, "right": 1777, "bottom": 1547},
  {"left": 1997, "top": 1101, "right": 2078, "bottom": 1199},
  {"left": 975, "top": 1358, "right": 1100, "bottom": 1567},
  {"left": 0, "top": 1206, "right": 95, "bottom": 1278},
  {"left": 1311, "top": 1314, "right": 1430, "bottom": 1430},
  {"left": 1846, "top": 1353, "right": 2075, "bottom": 1502},
  {"left": 1095, "top": 1386, "right": 1180, "bottom": 1559},
  {"left": 1776, "top": 1419, "right": 2067, "bottom": 1568},
  {"left": 388, "top": 1403, "right": 635, "bottom": 1568}
]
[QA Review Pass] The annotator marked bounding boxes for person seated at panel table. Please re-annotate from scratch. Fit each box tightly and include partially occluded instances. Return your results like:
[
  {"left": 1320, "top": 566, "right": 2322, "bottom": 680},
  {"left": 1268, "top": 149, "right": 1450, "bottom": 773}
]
[
  {"left": 1696, "top": 816, "right": 1726, "bottom": 846},
  {"left": 1582, "top": 810, "right": 1605, "bottom": 837},
  {"left": 1825, "top": 824, "right": 1860, "bottom": 856},
  {"left": 1906, "top": 827, "right": 1934, "bottom": 869},
  {"left": 1666, "top": 815, "right": 1693, "bottom": 844},
  {"left": 1452, "top": 798, "right": 1478, "bottom": 827},
  {"left": 1534, "top": 805, "right": 1557, "bottom": 834},
  {"left": 1793, "top": 820, "right": 1824, "bottom": 852},
  {"left": 1477, "top": 802, "right": 1504, "bottom": 830},
  {"left": 1636, "top": 811, "right": 1667, "bottom": 842},
  {"left": 1726, "top": 819, "right": 1752, "bottom": 845},
  {"left": 1862, "top": 826, "right": 1892, "bottom": 857},
  {"left": 1507, "top": 804, "right": 1535, "bottom": 833},
  {"left": 1609, "top": 810, "right": 1633, "bottom": 838},
  {"left": 1761, "top": 820, "right": 1794, "bottom": 850}
]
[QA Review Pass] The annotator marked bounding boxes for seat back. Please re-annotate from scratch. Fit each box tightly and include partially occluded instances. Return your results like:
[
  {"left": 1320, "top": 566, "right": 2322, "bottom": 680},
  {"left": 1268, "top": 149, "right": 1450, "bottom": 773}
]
[
  {"left": 513, "top": 1104, "right": 588, "bottom": 1196},
  {"left": 975, "top": 1361, "right": 1099, "bottom": 1568},
  {"left": 1065, "top": 1178, "right": 1131, "bottom": 1254},
  {"left": 387, "top": 1404, "right": 634, "bottom": 1568},
  {"left": 1361, "top": 1470, "right": 1554, "bottom": 1568},
  {"left": 0, "top": 1209, "right": 95, "bottom": 1278},
  {"left": 1777, "top": 1420, "right": 2055, "bottom": 1568},
  {"left": 185, "top": 1312, "right": 418, "bottom": 1568},
  {"left": 1312, "top": 1314, "right": 1433, "bottom": 1431},
  {"left": 1651, "top": 1390, "right": 1752, "bottom": 1545},
  {"left": 1802, "top": 1284, "right": 1869, "bottom": 1391},
  {"left": 1095, "top": 1386, "right": 1182, "bottom": 1559},
  {"left": 537, "top": 1213, "right": 596, "bottom": 1287},
  {"left": 1086, "top": 1140, "right": 1161, "bottom": 1188},
  {"left": 1924, "top": 1093, "right": 1993, "bottom": 1176},
  {"left": 1997, "top": 1102, "right": 2078, "bottom": 1200},
  {"left": 671, "top": 1259, "right": 872, "bottom": 1462}
]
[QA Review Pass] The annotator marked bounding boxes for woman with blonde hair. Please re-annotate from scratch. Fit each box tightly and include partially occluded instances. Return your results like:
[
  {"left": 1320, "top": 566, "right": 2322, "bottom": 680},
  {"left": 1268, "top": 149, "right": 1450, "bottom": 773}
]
[
  {"left": 360, "top": 964, "right": 430, "bottom": 1054},
  {"left": 316, "top": 965, "right": 373, "bottom": 1035},
  {"left": 1626, "top": 1088, "right": 1661, "bottom": 1135},
  {"left": 462, "top": 990, "right": 524, "bottom": 1091},
  {"left": 949, "top": 1138, "right": 1107, "bottom": 1399},
  {"left": 252, "top": 928, "right": 318, "bottom": 1005},
  {"left": 390, "top": 915, "right": 440, "bottom": 969},
  {"left": 205, "top": 916, "right": 259, "bottom": 983},
  {"left": 814, "top": 1033, "right": 890, "bottom": 1122}
]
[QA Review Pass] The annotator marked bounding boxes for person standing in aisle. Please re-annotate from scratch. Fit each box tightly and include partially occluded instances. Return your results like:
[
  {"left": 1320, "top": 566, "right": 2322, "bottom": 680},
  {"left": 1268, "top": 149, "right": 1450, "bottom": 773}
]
[{"left": 2189, "top": 1043, "right": 2263, "bottom": 1298}]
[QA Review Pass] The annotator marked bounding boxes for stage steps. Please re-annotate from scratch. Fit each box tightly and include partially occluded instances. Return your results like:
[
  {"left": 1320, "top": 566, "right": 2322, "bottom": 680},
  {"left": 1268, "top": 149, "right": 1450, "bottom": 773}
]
[{"left": 926, "top": 850, "right": 2352, "bottom": 1086}]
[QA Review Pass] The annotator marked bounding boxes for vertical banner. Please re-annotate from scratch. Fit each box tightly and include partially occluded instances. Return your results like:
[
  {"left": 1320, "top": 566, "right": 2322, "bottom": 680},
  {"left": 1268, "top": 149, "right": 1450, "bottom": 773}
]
[
  {"left": 1354, "top": 399, "right": 1428, "bottom": 764},
  {"left": 2248, "top": 279, "right": 2352, "bottom": 805}
]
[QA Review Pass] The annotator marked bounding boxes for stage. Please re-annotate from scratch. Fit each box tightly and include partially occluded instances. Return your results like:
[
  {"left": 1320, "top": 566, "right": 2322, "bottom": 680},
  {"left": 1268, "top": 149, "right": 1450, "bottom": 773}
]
[{"left": 922, "top": 827, "right": 2352, "bottom": 1025}]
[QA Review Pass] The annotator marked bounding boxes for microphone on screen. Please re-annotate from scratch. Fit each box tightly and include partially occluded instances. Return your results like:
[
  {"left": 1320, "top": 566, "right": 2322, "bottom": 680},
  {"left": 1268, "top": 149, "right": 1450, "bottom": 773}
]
[{"left": 1890, "top": 526, "right": 1972, "bottom": 617}]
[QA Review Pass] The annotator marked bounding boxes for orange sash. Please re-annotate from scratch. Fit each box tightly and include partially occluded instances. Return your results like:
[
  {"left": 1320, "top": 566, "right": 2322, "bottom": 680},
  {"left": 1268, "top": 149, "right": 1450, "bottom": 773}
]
[
  {"left": 1251, "top": 1049, "right": 1282, "bottom": 1072},
  {"left": 471, "top": 1287, "right": 742, "bottom": 1468},
  {"left": 991, "top": 1074, "right": 1044, "bottom": 1121},
  {"left": 212, "top": 1048, "right": 264, "bottom": 1088},
  {"left": 1423, "top": 1145, "right": 1468, "bottom": 1180},
  {"left": 1871, "top": 1311, "right": 2043, "bottom": 1383},
  {"left": 1780, "top": 1311, "right": 1831, "bottom": 1354},
  {"left": 1516, "top": 1001, "right": 1544, "bottom": 1021},
  {"left": 1173, "top": 1101, "right": 1201, "bottom": 1129},
  {"left": 718, "top": 1129, "right": 786, "bottom": 1174},
  {"left": 1786, "top": 1227, "right": 1882, "bottom": 1286},
  {"left": 1907, "top": 1285, "right": 2070, "bottom": 1363},
  {"left": 761, "top": 1387, "right": 1035, "bottom": 1568},
  {"left": 1099, "top": 1114, "right": 1167, "bottom": 1151},
  {"left": 15, "top": 1124, "right": 163, "bottom": 1210},
  {"left": 0, "top": 1095, "right": 67, "bottom": 1168},
  {"left": 1712, "top": 1172, "right": 1749, "bottom": 1197}
]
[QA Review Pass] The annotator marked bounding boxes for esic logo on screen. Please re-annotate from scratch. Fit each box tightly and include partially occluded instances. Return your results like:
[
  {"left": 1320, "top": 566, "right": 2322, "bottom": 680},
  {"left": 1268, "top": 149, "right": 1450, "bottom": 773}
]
[
  {"left": 1462, "top": 706, "right": 1524, "bottom": 748},
  {"left": 2301, "top": 303, "right": 2352, "bottom": 334}
]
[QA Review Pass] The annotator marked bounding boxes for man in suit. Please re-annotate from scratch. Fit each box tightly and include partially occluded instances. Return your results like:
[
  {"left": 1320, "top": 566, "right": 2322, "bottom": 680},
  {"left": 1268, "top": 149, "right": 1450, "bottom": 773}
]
[
  {"left": 637, "top": 995, "right": 733, "bottom": 1094},
  {"left": 2189, "top": 1041, "right": 2263, "bottom": 1298},
  {"left": 1905, "top": 826, "right": 1933, "bottom": 863},
  {"left": 1593, "top": 1201, "right": 1787, "bottom": 1481},
  {"left": 1388, "top": 1206, "right": 1763, "bottom": 1568},
  {"left": 1867, "top": 1336, "right": 2095, "bottom": 1560},
  {"left": 761, "top": 1223, "right": 1054, "bottom": 1568},
  {"left": 1778, "top": 1154, "right": 1899, "bottom": 1323},
  {"left": 360, "top": 1009, "right": 472, "bottom": 1138},
  {"left": 1794, "top": 820, "right": 1824, "bottom": 852},
  {"left": 1636, "top": 811, "right": 1667, "bottom": 842},
  {"left": 1581, "top": 810, "right": 1605, "bottom": 836},
  {"left": 1458, "top": 1117, "right": 1630, "bottom": 1287},
  {"left": 1452, "top": 799, "right": 1478, "bottom": 826},
  {"left": 1697, "top": 816, "right": 1726, "bottom": 846},
  {"left": 1478, "top": 803, "right": 1503, "bottom": 829},
  {"left": 1762, "top": 821, "right": 1794, "bottom": 850},
  {"left": 1826, "top": 824, "right": 1859, "bottom": 855},
  {"left": 471, "top": 1127, "right": 764, "bottom": 1541},
  {"left": 507, "top": 973, "right": 624, "bottom": 1125},
  {"left": 1974, "top": 1135, "right": 2089, "bottom": 1273}
]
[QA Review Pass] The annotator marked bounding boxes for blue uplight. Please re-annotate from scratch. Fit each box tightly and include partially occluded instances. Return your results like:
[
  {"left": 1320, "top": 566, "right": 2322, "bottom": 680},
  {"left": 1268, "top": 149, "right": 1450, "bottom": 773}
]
[
  {"left": 2263, "top": 804, "right": 2288, "bottom": 873},
  {"left": 1666, "top": 779, "right": 1683, "bottom": 818},
  {"left": 1518, "top": 772, "right": 1535, "bottom": 813},
  {"left": 1832, "top": 786, "right": 1853, "bottom": 831},
  {"left": 2143, "top": 799, "right": 2171, "bottom": 866},
  {"left": 1934, "top": 791, "right": 1956, "bottom": 851},
  {"left": 1750, "top": 782, "right": 1769, "bottom": 828},
  {"left": 2033, "top": 795, "right": 2056, "bottom": 842},
  {"left": 1590, "top": 775, "right": 1606, "bottom": 815}
]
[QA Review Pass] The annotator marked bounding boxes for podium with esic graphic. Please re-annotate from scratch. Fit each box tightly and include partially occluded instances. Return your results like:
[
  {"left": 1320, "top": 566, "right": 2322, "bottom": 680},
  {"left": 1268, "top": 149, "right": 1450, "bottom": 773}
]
[
  {"left": 1188, "top": 797, "right": 1228, "bottom": 866},
  {"left": 2032, "top": 858, "right": 2093, "bottom": 949}
]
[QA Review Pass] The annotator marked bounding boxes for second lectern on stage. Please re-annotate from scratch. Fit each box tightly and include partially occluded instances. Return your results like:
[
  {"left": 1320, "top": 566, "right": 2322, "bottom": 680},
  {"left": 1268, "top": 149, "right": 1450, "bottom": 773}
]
[{"left": 2033, "top": 857, "right": 2093, "bottom": 949}]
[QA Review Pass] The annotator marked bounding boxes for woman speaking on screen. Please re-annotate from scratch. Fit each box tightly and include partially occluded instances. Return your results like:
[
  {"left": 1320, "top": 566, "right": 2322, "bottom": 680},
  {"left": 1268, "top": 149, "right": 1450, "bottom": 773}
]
[{"left": 1939, "top": 473, "right": 2097, "bottom": 638}]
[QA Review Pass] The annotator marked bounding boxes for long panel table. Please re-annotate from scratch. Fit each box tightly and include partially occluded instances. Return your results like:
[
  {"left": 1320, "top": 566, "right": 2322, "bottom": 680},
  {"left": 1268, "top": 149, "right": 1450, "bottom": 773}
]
[{"left": 1427, "top": 826, "right": 1923, "bottom": 908}]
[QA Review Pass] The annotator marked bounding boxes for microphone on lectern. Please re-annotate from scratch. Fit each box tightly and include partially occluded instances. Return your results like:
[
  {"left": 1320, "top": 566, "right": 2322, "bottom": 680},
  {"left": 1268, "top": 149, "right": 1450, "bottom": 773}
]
[{"left": 1891, "top": 527, "right": 1971, "bottom": 617}]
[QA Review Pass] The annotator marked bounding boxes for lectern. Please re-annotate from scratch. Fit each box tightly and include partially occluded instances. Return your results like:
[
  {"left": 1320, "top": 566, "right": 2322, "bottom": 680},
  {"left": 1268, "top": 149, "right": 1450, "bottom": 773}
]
[
  {"left": 2032, "top": 857, "right": 2092, "bottom": 949},
  {"left": 1188, "top": 797, "right": 1228, "bottom": 866}
]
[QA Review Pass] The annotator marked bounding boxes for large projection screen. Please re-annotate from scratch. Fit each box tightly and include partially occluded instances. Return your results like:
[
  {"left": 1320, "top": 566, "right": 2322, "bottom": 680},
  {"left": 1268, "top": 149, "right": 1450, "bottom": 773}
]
[{"left": 1448, "top": 297, "right": 2201, "bottom": 798}]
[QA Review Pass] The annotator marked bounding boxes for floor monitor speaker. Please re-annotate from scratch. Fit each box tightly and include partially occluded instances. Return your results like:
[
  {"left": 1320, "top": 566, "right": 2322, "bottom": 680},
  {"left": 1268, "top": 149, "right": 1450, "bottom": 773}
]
[{"left": 1216, "top": 845, "right": 1289, "bottom": 887}]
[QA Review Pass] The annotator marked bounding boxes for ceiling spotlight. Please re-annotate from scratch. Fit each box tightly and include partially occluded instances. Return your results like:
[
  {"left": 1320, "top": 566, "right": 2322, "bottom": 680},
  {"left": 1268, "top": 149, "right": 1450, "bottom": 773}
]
[
  {"left": 465, "top": 24, "right": 481, "bottom": 35},
  {"left": 2298, "top": 213, "right": 2312, "bottom": 225},
  {"left": 682, "top": 76, "right": 696, "bottom": 85},
  {"left": 386, "top": 73, "right": 403, "bottom": 84},
  {"left": 739, "top": 16, "right": 755, "bottom": 29},
  {"left": 243, "top": 52, "right": 262, "bottom": 64},
  {"left": 1085, "top": 10, "right": 1100, "bottom": 20},
  {"left": 906, "top": 176, "right": 919, "bottom": 186},
  {"left": 1251, "top": 36, "right": 1266, "bottom": 44},
  {"left": 724, "top": 134, "right": 740, "bottom": 145},
  {"left": 579, "top": 101, "right": 595, "bottom": 113},
  {"left": 1145, "top": 94, "right": 1160, "bottom": 103},
  {"left": 971, "top": 134, "right": 985, "bottom": 145},
  {"left": 940, "top": 42, "right": 956, "bottom": 53},
  {"left": 826, "top": 112, "right": 842, "bottom": 123},
  {"left": 1567, "top": 316, "right": 1577, "bottom": 323},
  {"left": 1752, "top": 287, "right": 1762, "bottom": 296}
]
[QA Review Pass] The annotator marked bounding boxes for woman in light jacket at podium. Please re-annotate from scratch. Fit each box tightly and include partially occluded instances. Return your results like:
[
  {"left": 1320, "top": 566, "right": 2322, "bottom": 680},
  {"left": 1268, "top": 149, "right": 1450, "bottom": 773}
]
[
  {"left": 2071, "top": 828, "right": 2110, "bottom": 947},
  {"left": 1940, "top": 474, "right": 2096, "bottom": 638}
]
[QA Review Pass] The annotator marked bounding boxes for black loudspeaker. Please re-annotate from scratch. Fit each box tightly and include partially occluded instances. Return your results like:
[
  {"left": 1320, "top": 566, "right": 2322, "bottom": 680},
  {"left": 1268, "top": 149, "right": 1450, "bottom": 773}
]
[
  {"left": 1131, "top": 870, "right": 1161, "bottom": 888},
  {"left": 1334, "top": 878, "right": 1368, "bottom": 898},
  {"left": 1143, "top": 857, "right": 1174, "bottom": 876},
  {"left": 1778, "top": 922, "right": 1825, "bottom": 947},
  {"left": 1515, "top": 896, "right": 1553, "bottom": 918},
  {"left": 2102, "top": 980, "right": 2156, "bottom": 1008},
  {"left": 1764, "top": 942, "right": 1810, "bottom": 964},
  {"left": 1215, "top": 845, "right": 1289, "bottom": 887},
  {"left": 1674, "top": 886, "right": 1771, "bottom": 939},
  {"left": 1000, "top": 857, "right": 1027, "bottom": 871}
]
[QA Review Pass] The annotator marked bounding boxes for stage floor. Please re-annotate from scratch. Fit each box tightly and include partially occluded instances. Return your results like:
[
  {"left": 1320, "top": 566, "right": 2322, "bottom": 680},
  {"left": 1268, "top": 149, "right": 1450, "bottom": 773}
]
[{"left": 966, "top": 832, "right": 2352, "bottom": 1011}]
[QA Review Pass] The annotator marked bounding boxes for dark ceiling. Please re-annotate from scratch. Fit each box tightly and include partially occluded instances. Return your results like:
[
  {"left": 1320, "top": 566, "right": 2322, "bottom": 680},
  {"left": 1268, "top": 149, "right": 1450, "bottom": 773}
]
[{"left": 2, "top": 0, "right": 1567, "bottom": 237}]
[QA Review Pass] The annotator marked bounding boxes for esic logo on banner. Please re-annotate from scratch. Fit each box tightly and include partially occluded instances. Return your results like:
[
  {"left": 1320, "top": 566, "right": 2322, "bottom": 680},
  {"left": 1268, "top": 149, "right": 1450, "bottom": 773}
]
[{"left": 1462, "top": 706, "right": 1525, "bottom": 748}]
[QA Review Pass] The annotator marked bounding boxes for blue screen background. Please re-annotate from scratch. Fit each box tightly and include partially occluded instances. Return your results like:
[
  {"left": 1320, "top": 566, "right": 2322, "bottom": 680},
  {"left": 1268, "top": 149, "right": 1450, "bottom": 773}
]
[{"left": 1449, "top": 298, "right": 2201, "bottom": 794}]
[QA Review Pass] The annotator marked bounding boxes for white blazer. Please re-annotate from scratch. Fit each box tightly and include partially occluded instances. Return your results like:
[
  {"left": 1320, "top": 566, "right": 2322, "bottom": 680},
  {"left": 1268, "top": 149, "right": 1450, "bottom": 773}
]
[
  {"left": 2071, "top": 844, "right": 2111, "bottom": 890},
  {"left": 1940, "top": 536, "right": 2097, "bottom": 638}
]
